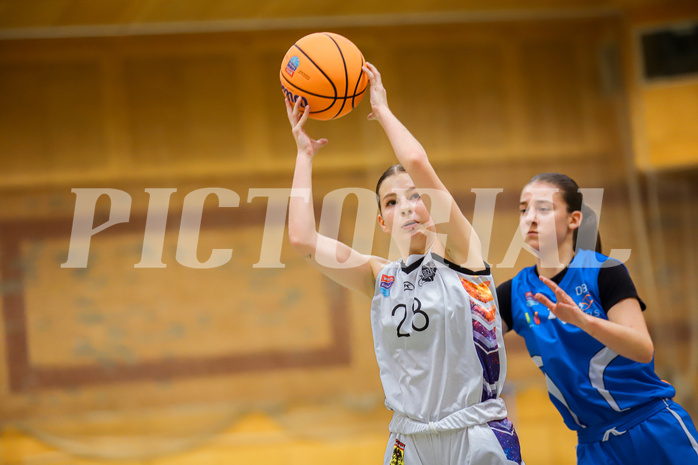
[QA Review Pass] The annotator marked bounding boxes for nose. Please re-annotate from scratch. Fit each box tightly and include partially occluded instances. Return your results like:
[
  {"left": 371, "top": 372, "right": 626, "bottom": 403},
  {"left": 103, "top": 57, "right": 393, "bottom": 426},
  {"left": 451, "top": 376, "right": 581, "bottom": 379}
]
[
  {"left": 399, "top": 198, "right": 413, "bottom": 216},
  {"left": 522, "top": 206, "right": 536, "bottom": 224}
]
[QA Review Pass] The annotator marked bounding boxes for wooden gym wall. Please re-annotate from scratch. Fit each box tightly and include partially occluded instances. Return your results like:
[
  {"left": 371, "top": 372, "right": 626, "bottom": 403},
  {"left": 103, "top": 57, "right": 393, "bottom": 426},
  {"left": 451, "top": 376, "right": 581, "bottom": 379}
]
[{"left": 0, "top": 13, "right": 695, "bottom": 465}]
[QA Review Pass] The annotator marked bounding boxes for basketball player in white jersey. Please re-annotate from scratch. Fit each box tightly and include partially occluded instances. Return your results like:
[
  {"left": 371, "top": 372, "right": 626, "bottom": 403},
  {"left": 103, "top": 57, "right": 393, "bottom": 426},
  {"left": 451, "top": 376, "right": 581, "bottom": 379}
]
[{"left": 286, "top": 62, "right": 523, "bottom": 465}]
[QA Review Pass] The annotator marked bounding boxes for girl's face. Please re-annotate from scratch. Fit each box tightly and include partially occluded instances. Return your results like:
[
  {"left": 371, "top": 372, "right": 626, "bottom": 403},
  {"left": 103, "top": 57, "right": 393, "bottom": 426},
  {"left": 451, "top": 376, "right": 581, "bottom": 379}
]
[
  {"left": 377, "top": 172, "right": 434, "bottom": 250},
  {"left": 519, "top": 181, "right": 581, "bottom": 253}
]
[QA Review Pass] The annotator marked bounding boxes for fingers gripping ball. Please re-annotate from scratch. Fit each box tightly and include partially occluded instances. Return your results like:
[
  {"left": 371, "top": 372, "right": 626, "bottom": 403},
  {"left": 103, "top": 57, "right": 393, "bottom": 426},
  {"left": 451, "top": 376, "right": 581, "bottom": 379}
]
[{"left": 280, "top": 32, "right": 368, "bottom": 120}]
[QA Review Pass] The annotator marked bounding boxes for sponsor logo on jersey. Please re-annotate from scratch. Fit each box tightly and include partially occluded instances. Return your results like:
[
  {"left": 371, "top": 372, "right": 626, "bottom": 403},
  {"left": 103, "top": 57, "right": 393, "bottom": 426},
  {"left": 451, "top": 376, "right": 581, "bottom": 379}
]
[
  {"left": 524, "top": 310, "right": 540, "bottom": 326},
  {"left": 573, "top": 283, "right": 601, "bottom": 316},
  {"left": 524, "top": 290, "right": 563, "bottom": 325},
  {"left": 578, "top": 293, "right": 594, "bottom": 312},
  {"left": 525, "top": 292, "right": 542, "bottom": 326},
  {"left": 285, "top": 56, "right": 299, "bottom": 77},
  {"left": 380, "top": 274, "right": 395, "bottom": 297},
  {"left": 418, "top": 261, "right": 437, "bottom": 286},
  {"left": 525, "top": 291, "right": 539, "bottom": 308},
  {"left": 403, "top": 281, "right": 415, "bottom": 291},
  {"left": 390, "top": 439, "right": 405, "bottom": 465}
]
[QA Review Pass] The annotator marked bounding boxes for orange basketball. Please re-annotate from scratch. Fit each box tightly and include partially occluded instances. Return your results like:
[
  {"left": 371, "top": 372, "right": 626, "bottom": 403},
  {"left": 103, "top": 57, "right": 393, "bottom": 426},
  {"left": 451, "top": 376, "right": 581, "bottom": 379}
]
[{"left": 280, "top": 32, "right": 368, "bottom": 121}]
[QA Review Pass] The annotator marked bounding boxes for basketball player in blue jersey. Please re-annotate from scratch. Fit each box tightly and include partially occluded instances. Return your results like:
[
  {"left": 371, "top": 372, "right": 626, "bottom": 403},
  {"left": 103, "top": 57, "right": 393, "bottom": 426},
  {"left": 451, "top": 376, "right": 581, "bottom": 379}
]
[
  {"left": 286, "top": 62, "right": 523, "bottom": 465},
  {"left": 496, "top": 172, "right": 698, "bottom": 464}
]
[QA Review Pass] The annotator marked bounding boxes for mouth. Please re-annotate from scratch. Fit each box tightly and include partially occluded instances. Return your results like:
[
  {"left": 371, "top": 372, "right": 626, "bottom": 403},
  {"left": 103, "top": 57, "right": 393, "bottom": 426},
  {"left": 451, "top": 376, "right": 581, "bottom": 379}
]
[{"left": 402, "top": 220, "right": 418, "bottom": 230}]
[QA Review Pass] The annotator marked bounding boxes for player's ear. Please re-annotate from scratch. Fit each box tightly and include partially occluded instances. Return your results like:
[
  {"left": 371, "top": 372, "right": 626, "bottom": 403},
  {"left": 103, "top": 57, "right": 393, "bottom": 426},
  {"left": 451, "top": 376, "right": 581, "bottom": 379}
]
[
  {"left": 377, "top": 214, "right": 389, "bottom": 233},
  {"left": 569, "top": 210, "right": 583, "bottom": 231}
]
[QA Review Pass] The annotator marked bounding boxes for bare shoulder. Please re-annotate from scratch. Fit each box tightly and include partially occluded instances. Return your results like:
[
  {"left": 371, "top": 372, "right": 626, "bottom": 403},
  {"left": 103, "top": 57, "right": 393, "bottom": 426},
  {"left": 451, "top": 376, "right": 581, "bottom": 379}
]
[{"left": 368, "top": 256, "right": 391, "bottom": 280}]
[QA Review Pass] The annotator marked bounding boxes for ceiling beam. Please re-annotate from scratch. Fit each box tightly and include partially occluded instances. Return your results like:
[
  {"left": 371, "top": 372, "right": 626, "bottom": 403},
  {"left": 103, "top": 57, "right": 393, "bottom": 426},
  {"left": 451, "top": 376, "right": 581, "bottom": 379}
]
[{"left": 0, "top": 6, "right": 621, "bottom": 40}]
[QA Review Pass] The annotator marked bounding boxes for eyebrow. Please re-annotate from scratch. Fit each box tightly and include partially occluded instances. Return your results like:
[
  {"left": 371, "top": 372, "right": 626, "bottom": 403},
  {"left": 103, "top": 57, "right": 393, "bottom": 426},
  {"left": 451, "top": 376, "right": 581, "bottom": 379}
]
[
  {"left": 381, "top": 186, "right": 417, "bottom": 201},
  {"left": 520, "top": 199, "right": 554, "bottom": 207}
]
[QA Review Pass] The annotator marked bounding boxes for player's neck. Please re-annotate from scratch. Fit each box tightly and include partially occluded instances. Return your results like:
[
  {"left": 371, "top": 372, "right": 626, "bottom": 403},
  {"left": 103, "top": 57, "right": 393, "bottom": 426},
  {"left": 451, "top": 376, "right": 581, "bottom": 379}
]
[
  {"left": 400, "top": 233, "right": 437, "bottom": 261},
  {"left": 535, "top": 244, "right": 575, "bottom": 279}
]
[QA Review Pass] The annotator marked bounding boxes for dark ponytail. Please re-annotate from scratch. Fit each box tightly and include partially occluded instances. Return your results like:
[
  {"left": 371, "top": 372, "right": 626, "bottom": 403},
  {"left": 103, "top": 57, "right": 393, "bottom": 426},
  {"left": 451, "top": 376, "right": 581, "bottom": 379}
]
[{"left": 528, "top": 173, "right": 602, "bottom": 254}]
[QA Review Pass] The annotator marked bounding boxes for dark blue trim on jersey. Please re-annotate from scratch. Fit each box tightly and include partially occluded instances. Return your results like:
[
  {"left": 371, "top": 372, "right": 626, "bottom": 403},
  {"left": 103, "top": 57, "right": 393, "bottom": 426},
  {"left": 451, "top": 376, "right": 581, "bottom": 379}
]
[
  {"left": 401, "top": 256, "right": 425, "bottom": 274},
  {"left": 400, "top": 253, "right": 490, "bottom": 275},
  {"left": 431, "top": 254, "right": 490, "bottom": 276}
]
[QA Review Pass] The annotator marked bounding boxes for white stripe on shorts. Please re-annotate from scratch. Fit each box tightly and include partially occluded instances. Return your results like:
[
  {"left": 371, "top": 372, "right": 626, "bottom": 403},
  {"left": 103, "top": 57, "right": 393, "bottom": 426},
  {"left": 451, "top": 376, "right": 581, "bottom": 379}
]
[{"left": 663, "top": 399, "right": 698, "bottom": 456}]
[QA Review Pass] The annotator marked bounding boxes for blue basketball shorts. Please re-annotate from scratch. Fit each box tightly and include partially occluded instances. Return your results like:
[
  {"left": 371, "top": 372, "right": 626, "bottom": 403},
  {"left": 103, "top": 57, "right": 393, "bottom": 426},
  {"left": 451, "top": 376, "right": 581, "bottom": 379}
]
[{"left": 577, "top": 399, "right": 698, "bottom": 465}]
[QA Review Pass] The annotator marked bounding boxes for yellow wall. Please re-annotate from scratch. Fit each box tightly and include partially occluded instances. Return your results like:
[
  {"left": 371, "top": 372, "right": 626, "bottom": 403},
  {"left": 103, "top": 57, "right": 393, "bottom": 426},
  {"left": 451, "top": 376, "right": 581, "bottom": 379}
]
[
  {"left": 0, "top": 13, "right": 695, "bottom": 465},
  {"left": 623, "top": 2, "right": 698, "bottom": 171},
  {"left": 0, "top": 20, "right": 624, "bottom": 189}
]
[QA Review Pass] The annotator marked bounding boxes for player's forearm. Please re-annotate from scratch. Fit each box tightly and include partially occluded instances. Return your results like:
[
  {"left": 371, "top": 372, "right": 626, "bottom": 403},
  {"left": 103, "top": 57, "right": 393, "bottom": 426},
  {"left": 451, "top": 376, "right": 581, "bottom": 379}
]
[
  {"left": 371, "top": 106, "right": 429, "bottom": 172},
  {"left": 288, "top": 153, "right": 318, "bottom": 253},
  {"left": 579, "top": 315, "right": 654, "bottom": 364}
]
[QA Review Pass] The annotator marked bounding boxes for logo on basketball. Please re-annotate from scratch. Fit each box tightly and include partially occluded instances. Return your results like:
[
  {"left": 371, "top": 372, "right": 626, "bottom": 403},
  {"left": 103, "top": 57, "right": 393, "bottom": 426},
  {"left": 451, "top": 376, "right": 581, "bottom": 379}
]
[{"left": 284, "top": 56, "right": 299, "bottom": 77}]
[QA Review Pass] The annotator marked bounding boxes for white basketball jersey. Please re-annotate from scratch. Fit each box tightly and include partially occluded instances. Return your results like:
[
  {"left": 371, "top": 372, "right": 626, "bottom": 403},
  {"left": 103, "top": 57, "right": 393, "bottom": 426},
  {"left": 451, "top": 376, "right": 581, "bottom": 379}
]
[{"left": 371, "top": 251, "right": 507, "bottom": 423}]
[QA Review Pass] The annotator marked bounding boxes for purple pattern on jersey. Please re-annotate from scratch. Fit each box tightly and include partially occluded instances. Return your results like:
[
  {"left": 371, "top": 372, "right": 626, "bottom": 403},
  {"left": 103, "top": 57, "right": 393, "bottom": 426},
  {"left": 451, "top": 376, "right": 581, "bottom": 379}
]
[
  {"left": 488, "top": 418, "right": 523, "bottom": 464},
  {"left": 470, "top": 299, "right": 501, "bottom": 401}
]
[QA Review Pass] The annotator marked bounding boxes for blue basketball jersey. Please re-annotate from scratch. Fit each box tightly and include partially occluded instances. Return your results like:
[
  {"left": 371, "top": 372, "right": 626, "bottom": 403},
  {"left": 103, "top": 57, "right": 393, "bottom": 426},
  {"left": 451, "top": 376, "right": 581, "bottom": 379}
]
[{"left": 510, "top": 249, "right": 675, "bottom": 432}]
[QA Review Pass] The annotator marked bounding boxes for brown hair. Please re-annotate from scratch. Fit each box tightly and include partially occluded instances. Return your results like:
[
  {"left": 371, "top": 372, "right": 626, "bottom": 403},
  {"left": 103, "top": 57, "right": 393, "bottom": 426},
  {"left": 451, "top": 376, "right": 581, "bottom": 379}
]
[
  {"left": 375, "top": 164, "right": 406, "bottom": 213},
  {"left": 527, "top": 173, "right": 602, "bottom": 253}
]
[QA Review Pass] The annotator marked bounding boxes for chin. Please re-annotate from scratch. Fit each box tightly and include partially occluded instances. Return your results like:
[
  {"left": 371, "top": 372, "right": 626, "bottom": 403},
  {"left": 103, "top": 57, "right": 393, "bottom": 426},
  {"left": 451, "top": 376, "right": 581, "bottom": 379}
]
[
  {"left": 404, "top": 229, "right": 425, "bottom": 241},
  {"left": 524, "top": 238, "right": 540, "bottom": 251}
]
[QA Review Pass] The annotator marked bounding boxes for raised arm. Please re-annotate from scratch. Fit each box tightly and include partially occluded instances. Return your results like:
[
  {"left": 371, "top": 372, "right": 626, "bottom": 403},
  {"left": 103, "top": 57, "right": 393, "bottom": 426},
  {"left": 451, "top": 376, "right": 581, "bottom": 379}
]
[
  {"left": 362, "top": 63, "right": 484, "bottom": 269},
  {"left": 286, "top": 98, "right": 385, "bottom": 298},
  {"left": 535, "top": 275, "right": 654, "bottom": 363}
]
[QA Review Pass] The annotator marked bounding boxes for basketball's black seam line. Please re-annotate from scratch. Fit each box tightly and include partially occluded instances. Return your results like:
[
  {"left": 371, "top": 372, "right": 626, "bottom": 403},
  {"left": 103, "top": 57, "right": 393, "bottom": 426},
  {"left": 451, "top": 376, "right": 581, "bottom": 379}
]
[
  {"left": 281, "top": 75, "right": 365, "bottom": 116},
  {"left": 288, "top": 43, "right": 338, "bottom": 114},
  {"left": 292, "top": 43, "right": 338, "bottom": 100},
  {"left": 324, "top": 33, "right": 348, "bottom": 119},
  {"left": 281, "top": 74, "right": 366, "bottom": 100},
  {"left": 351, "top": 55, "right": 366, "bottom": 108},
  {"left": 281, "top": 73, "right": 337, "bottom": 113},
  {"left": 281, "top": 74, "right": 336, "bottom": 113}
]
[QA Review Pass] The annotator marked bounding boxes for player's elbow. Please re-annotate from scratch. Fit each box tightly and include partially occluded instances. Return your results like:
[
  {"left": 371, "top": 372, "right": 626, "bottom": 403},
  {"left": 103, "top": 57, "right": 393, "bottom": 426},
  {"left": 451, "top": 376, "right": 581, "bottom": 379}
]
[
  {"left": 638, "top": 339, "right": 655, "bottom": 364},
  {"left": 402, "top": 150, "right": 429, "bottom": 173},
  {"left": 630, "top": 335, "right": 654, "bottom": 364},
  {"left": 288, "top": 230, "right": 315, "bottom": 256}
]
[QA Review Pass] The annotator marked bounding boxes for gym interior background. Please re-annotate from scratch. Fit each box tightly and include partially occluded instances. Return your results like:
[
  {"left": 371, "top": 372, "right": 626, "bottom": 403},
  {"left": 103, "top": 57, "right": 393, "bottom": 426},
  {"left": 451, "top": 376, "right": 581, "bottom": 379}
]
[{"left": 1, "top": 1, "right": 697, "bottom": 464}]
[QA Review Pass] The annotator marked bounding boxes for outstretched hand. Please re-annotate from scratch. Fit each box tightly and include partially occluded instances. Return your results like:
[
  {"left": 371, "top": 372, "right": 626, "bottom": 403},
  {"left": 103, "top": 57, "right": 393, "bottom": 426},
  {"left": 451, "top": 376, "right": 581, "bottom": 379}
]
[
  {"left": 362, "top": 62, "right": 388, "bottom": 121},
  {"left": 535, "top": 275, "right": 590, "bottom": 328},
  {"left": 285, "top": 97, "right": 328, "bottom": 157}
]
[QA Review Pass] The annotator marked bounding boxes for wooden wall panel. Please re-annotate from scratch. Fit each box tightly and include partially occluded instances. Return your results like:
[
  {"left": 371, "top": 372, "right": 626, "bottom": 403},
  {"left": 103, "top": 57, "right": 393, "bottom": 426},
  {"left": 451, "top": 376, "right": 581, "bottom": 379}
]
[
  {"left": 0, "top": 61, "right": 107, "bottom": 174},
  {"left": 0, "top": 19, "right": 623, "bottom": 189},
  {"left": 642, "top": 81, "right": 698, "bottom": 170},
  {"left": 520, "top": 41, "right": 587, "bottom": 147},
  {"left": 624, "top": 3, "right": 698, "bottom": 171},
  {"left": 2, "top": 17, "right": 673, "bottom": 465},
  {"left": 122, "top": 55, "right": 244, "bottom": 166},
  {"left": 448, "top": 44, "right": 510, "bottom": 149}
]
